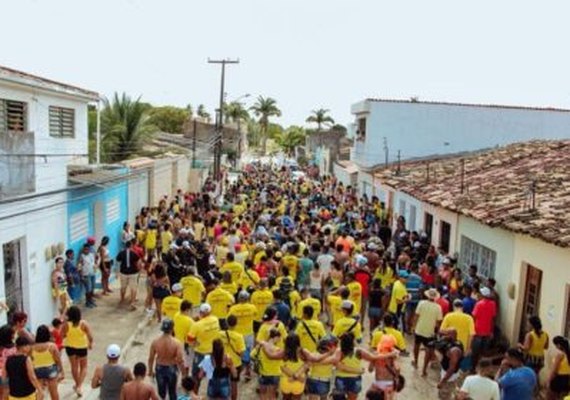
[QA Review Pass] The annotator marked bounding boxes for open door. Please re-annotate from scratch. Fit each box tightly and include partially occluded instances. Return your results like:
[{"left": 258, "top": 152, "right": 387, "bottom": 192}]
[
  {"left": 3, "top": 239, "right": 24, "bottom": 320},
  {"left": 519, "top": 264, "right": 542, "bottom": 342}
]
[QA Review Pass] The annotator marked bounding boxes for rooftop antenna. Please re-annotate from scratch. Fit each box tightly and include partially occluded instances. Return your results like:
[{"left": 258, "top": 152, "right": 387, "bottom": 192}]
[
  {"left": 396, "top": 150, "right": 401, "bottom": 175},
  {"left": 383, "top": 137, "right": 389, "bottom": 169}
]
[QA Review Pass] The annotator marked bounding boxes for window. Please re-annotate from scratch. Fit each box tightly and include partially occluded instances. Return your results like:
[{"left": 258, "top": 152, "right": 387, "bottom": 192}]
[
  {"left": 106, "top": 197, "right": 120, "bottom": 223},
  {"left": 356, "top": 117, "right": 366, "bottom": 141},
  {"left": 49, "top": 106, "right": 75, "bottom": 137},
  {"left": 440, "top": 221, "right": 451, "bottom": 253},
  {"left": 0, "top": 99, "right": 27, "bottom": 132},
  {"left": 459, "top": 235, "right": 497, "bottom": 278},
  {"left": 424, "top": 212, "right": 433, "bottom": 241},
  {"left": 70, "top": 210, "right": 89, "bottom": 243}
]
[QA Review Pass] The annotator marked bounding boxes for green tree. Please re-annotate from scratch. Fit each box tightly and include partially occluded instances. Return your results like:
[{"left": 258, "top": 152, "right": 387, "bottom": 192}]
[
  {"left": 306, "top": 108, "right": 335, "bottom": 132},
  {"left": 224, "top": 101, "right": 249, "bottom": 124},
  {"left": 250, "top": 96, "right": 282, "bottom": 155},
  {"left": 274, "top": 125, "right": 306, "bottom": 157},
  {"left": 196, "top": 104, "right": 211, "bottom": 122},
  {"left": 100, "top": 93, "right": 157, "bottom": 162},
  {"left": 147, "top": 106, "right": 189, "bottom": 134}
]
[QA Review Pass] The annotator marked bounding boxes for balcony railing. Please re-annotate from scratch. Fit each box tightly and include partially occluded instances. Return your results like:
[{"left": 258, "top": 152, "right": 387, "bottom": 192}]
[{"left": 0, "top": 130, "right": 35, "bottom": 199}]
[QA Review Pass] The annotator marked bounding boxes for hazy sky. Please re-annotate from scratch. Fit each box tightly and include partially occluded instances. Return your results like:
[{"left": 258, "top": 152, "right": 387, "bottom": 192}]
[{"left": 2, "top": 0, "right": 569, "bottom": 127}]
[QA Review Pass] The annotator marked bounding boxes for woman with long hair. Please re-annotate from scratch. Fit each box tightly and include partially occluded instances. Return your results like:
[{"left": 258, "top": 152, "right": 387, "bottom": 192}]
[
  {"left": 62, "top": 306, "right": 93, "bottom": 397},
  {"left": 0, "top": 325, "right": 16, "bottom": 400},
  {"left": 199, "top": 338, "right": 236, "bottom": 400},
  {"left": 547, "top": 336, "right": 570, "bottom": 400},
  {"left": 97, "top": 236, "right": 113, "bottom": 295},
  {"left": 51, "top": 257, "right": 69, "bottom": 317},
  {"left": 331, "top": 333, "right": 364, "bottom": 400},
  {"left": 32, "top": 325, "right": 63, "bottom": 400},
  {"left": 519, "top": 316, "right": 549, "bottom": 377},
  {"left": 151, "top": 263, "right": 170, "bottom": 322}
]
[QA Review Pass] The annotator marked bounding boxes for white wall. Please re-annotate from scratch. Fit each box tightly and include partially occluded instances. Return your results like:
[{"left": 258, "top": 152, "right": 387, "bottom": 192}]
[
  {"left": 352, "top": 100, "right": 570, "bottom": 168},
  {"left": 1, "top": 82, "right": 90, "bottom": 193},
  {"left": 393, "top": 191, "right": 424, "bottom": 233},
  {"left": 422, "top": 202, "right": 459, "bottom": 255},
  {"left": 333, "top": 163, "right": 356, "bottom": 188},
  {"left": 359, "top": 170, "right": 375, "bottom": 198},
  {"left": 150, "top": 160, "right": 173, "bottom": 205}
]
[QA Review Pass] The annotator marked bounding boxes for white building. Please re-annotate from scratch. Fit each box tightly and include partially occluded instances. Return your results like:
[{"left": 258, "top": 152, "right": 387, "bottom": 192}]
[
  {"left": 347, "top": 98, "right": 570, "bottom": 197},
  {"left": 0, "top": 65, "right": 98, "bottom": 327}
]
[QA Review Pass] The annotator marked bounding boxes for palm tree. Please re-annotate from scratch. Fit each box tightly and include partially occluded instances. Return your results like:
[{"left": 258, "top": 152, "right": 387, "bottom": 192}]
[
  {"left": 250, "top": 96, "right": 282, "bottom": 155},
  {"left": 196, "top": 104, "right": 211, "bottom": 122},
  {"left": 274, "top": 126, "right": 306, "bottom": 157},
  {"left": 100, "top": 93, "right": 156, "bottom": 162},
  {"left": 306, "top": 108, "right": 335, "bottom": 132},
  {"left": 224, "top": 101, "right": 250, "bottom": 124}
]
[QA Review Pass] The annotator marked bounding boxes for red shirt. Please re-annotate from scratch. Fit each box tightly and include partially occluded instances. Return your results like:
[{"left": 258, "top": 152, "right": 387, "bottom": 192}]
[
  {"left": 354, "top": 270, "right": 371, "bottom": 298},
  {"left": 51, "top": 328, "right": 63, "bottom": 351},
  {"left": 255, "top": 263, "right": 268, "bottom": 278},
  {"left": 472, "top": 298, "right": 497, "bottom": 336},
  {"left": 436, "top": 297, "right": 450, "bottom": 316}
]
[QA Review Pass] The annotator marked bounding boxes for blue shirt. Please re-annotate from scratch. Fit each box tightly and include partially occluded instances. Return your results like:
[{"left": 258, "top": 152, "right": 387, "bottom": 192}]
[
  {"left": 462, "top": 296, "right": 476, "bottom": 315},
  {"left": 274, "top": 301, "right": 291, "bottom": 327},
  {"left": 406, "top": 273, "right": 423, "bottom": 305},
  {"left": 499, "top": 366, "right": 536, "bottom": 400}
]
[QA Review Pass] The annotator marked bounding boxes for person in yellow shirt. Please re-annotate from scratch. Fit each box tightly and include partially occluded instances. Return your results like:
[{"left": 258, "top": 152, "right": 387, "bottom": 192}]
[
  {"left": 253, "top": 243, "right": 267, "bottom": 266},
  {"left": 219, "top": 315, "right": 246, "bottom": 400},
  {"left": 220, "top": 272, "right": 238, "bottom": 296},
  {"left": 173, "top": 300, "right": 195, "bottom": 376},
  {"left": 281, "top": 247, "right": 299, "bottom": 282},
  {"left": 294, "top": 305, "right": 326, "bottom": 352},
  {"left": 205, "top": 280, "right": 235, "bottom": 323},
  {"left": 161, "top": 283, "right": 183, "bottom": 321},
  {"left": 193, "top": 217, "right": 205, "bottom": 242},
  {"left": 160, "top": 223, "right": 173, "bottom": 255},
  {"left": 332, "top": 301, "right": 362, "bottom": 342},
  {"left": 221, "top": 253, "right": 244, "bottom": 283},
  {"left": 327, "top": 287, "right": 354, "bottom": 327},
  {"left": 440, "top": 299, "right": 475, "bottom": 353},
  {"left": 388, "top": 270, "right": 410, "bottom": 326},
  {"left": 370, "top": 313, "right": 407, "bottom": 353},
  {"left": 187, "top": 303, "right": 221, "bottom": 385},
  {"left": 179, "top": 269, "right": 206, "bottom": 316},
  {"left": 251, "top": 279, "right": 274, "bottom": 334},
  {"left": 296, "top": 288, "right": 321, "bottom": 321},
  {"left": 227, "top": 291, "right": 258, "bottom": 382},
  {"left": 237, "top": 263, "right": 260, "bottom": 292},
  {"left": 346, "top": 272, "right": 362, "bottom": 315}
]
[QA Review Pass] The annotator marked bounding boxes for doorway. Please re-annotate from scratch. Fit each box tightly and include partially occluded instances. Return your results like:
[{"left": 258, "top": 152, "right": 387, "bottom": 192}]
[
  {"left": 424, "top": 212, "right": 434, "bottom": 243},
  {"left": 519, "top": 264, "right": 542, "bottom": 342},
  {"left": 440, "top": 221, "right": 451, "bottom": 253},
  {"left": 2, "top": 239, "right": 24, "bottom": 321}
]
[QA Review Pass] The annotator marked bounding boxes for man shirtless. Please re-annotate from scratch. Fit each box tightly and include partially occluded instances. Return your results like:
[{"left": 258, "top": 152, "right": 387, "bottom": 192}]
[
  {"left": 148, "top": 319, "right": 184, "bottom": 400},
  {"left": 120, "top": 363, "right": 159, "bottom": 400}
]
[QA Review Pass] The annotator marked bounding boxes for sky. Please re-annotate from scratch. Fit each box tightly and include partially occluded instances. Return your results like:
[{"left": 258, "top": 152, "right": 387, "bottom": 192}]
[{"left": 1, "top": 0, "right": 570, "bottom": 127}]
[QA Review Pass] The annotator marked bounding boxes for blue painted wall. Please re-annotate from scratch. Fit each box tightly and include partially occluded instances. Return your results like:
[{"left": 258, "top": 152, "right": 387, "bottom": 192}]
[{"left": 67, "top": 179, "right": 128, "bottom": 262}]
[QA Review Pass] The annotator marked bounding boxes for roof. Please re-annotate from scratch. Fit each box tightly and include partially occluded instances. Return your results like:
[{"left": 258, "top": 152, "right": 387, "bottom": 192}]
[
  {"left": 68, "top": 165, "right": 126, "bottom": 186},
  {"left": 374, "top": 140, "right": 570, "bottom": 247},
  {"left": 366, "top": 98, "right": 570, "bottom": 113},
  {"left": 336, "top": 160, "right": 359, "bottom": 174},
  {"left": 0, "top": 65, "right": 99, "bottom": 101}
]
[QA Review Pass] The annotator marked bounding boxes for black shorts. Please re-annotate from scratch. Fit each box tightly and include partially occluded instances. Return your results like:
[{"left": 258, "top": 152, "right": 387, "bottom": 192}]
[
  {"left": 253, "top": 321, "right": 261, "bottom": 335},
  {"left": 549, "top": 374, "right": 570, "bottom": 393},
  {"left": 65, "top": 347, "right": 88, "bottom": 358},
  {"left": 414, "top": 334, "right": 434, "bottom": 347}
]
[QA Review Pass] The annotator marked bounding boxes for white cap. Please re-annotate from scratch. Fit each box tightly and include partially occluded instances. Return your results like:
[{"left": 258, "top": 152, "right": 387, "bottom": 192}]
[
  {"left": 172, "top": 283, "right": 183, "bottom": 292},
  {"left": 182, "top": 241, "right": 190, "bottom": 248},
  {"left": 480, "top": 287, "right": 492, "bottom": 298},
  {"left": 200, "top": 303, "right": 212, "bottom": 314},
  {"left": 106, "top": 344, "right": 121, "bottom": 359}
]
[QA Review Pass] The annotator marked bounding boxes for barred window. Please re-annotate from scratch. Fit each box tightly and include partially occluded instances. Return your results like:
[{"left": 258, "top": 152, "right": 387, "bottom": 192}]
[
  {"left": 0, "top": 99, "right": 27, "bottom": 132},
  {"left": 459, "top": 235, "right": 496, "bottom": 278},
  {"left": 49, "top": 106, "right": 75, "bottom": 137}
]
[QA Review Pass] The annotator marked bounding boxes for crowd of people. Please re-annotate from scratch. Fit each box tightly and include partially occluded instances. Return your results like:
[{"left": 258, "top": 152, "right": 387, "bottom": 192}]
[{"left": 0, "top": 163, "right": 569, "bottom": 400}]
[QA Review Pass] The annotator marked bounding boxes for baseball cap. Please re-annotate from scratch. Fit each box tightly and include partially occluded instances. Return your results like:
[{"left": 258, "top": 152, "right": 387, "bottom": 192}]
[
  {"left": 480, "top": 287, "right": 492, "bottom": 298},
  {"left": 356, "top": 255, "right": 368, "bottom": 266},
  {"left": 182, "top": 241, "right": 190, "bottom": 248},
  {"left": 106, "top": 344, "right": 121, "bottom": 359},
  {"left": 398, "top": 270, "right": 409, "bottom": 279},
  {"left": 238, "top": 291, "right": 250, "bottom": 301},
  {"left": 161, "top": 319, "right": 174, "bottom": 332},
  {"left": 340, "top": 300, "right": 354, "bottom": 311},
  {"left": 199, "top": 303, "right": 212, "bottom": 314},
  {"left": 171, "top": 283, "right": 183, "bottom": 292}
]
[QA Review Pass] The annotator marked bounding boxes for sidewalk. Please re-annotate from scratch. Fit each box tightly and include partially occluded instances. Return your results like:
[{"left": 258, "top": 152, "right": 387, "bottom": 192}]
[{"left": 59, "top": 279, "right": 151, "bottom": 400}]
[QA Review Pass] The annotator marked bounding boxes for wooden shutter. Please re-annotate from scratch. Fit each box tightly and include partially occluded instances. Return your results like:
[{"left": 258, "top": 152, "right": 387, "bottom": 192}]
[
  {"left": 49, "top": 106, "right": 75, "bottom": 137},
  {"left": 0, "top": 99, "right": 27, "bottom": 132}
]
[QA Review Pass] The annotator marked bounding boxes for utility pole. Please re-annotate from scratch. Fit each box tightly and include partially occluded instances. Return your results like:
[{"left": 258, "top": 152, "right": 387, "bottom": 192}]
[
  {"left": 208, "top": 58, "right": 239, "bottom": 181},
  {"left": 397, "top": 150, "right": 401, "bottom": 175}
]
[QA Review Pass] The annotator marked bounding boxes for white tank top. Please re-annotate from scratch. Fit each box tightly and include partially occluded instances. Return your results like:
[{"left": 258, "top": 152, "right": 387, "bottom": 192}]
[{"left": 310, "top": 270, "right": 322, "bottom": 290}]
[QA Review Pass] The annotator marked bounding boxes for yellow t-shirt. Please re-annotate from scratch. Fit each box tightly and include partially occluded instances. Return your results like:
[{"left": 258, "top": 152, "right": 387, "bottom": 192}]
[
  {"left": 294, "top": 319, "right": 326, "bottom": 352},
  {"left": 237, "top": 269, "right": 260, "bottom": 290},
  {"left": 251, "top": 289, "right": 274, "bottom": 321},
  {"left": 160, "top": 231, "right": 173, "bottom": 254},
  {"left": 256, "top": 321, "right": 287, "bottom": 377},
  {"left": 228, "top": 303, "right": 257, "bottom": 336},
  {"left": 375, "top": 267, "right": 395, "bottom": 289},
  {"left": 161, "top": 296, "right": 183, "bottom": 320},
  {"left": 414, "top": 300, "right": 443, "bottom": 338},
  {"left": 145, "top": 229, "right": 157, "bottom": 250},
  {"left": 188, "top": 315, "right": 221, "bottom": 354},
  {"left": 282, "top": 255, "right": 299, "bottom": 280},
  {"left": 193, "top": 222, "right": 205, "bottom": 241},
  {"left": 388, "top": 280, "right": 408, "bottom": 314},
  {"left": 219, "top": 329, "right": 246, "bottom": 367},
  {"left": 440, "top": 311, "right": 475, "bottom": 351},
  {"left": 256, "top": 321, "right": 287, "bottom": 348},
  {"left": 220, "top": 282, "right": 237, "bottom": 296},
  {"left": 179, "top": 275, "right": 205, "bottom": 306},
  {"left": 327, "top": 295, "right": 343, "bottom": 326},
  {"left": 253, "top": 250, "right": 266, "bottom": 266},
  {"left": 221, "top": 261, "right": 244, "bottom": 283},
  {"left": 336, "top": 353, "right": 361, "bottom": 378},
  {"left": 333, "top": 317, "right": 362, "bottom": 341},
  {"left": 173, "top": 312, "right": 194, "bottom": 344},
  {"left": 215, "top": 246, "right": 230, "bottom": 268},
  {"left": 296, "top": 298, "right": 321, "bottom": 320},
  {"left": 206, "top": 288, "right": 235, "bottom": 319},
  {"left": 289, "top": 290, "right": 301, "bottom": 315},
  {"left": 309, "top": 360, "right": 333, "bottom": 379},
  {"left": 370, "top": 327, "right": 407, "bottom": 351},
  {"left": 347, "top": 281, "right": 362, "bottom": 314}
]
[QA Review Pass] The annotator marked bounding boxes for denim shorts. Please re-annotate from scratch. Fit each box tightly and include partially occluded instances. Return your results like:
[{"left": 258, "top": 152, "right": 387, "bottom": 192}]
[
  {"left": 242, "top": 334, "right": 254, "bottom": 364},
  {"left": 35, "top": 365, "right": 58, "bottom": 379},
  {"left": 335, "top": 376, "right": 362, "bottom": 394},
  {"left": 207, "top": 376, "right": 231, "bottom": 398},
  {"left": 258, "top": 375, "right": 279, "bottom": 387},
  {"left": 191, "top": 352, "right": 206, "bottom": 377},
  {"left": 368, "top": 306, "right": 383, "bottom": 319},
  {"left": 306, "top": 378, "right": 331, "bottom": 395}
]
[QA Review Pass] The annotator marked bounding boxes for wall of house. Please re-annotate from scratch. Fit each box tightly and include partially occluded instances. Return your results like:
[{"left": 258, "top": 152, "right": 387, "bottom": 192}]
[
  {"left": 67, "top": 182, "right": 128, "bottom": 261},
  {"left": 508, "top": 235, "right": 570, "bottom": 350},
  {"left": 0, "top": 194, "right": 67, "bottom": 328},
  {"left": 175, "top": 157, "right": 191, "bottom": 193},
  {"left": 1, "top": 83, "right": 90, "bottom": 194},
  {"left": 333, "top": 163, "right": 356, "bottom": 188},
  {"left": 351, "top": 100, "right": 570, "bottom": 168},
  {"left": 150, "top": 160, "right": 174, "bottom": 205},
  {"left": 393, "top": 191, "right": 424, "bottom": 233},
  {"left": 359, "top": 170, "right": 375, "bottom": 198},
  {"left": 421, "top": 202, "right": 460, "bottom": 255},
  {"left": 457, "top": 216, "right": 516, "bottom": 334},
  {"left": 127, "top": 170, "right": 150, "bottom": 223}
]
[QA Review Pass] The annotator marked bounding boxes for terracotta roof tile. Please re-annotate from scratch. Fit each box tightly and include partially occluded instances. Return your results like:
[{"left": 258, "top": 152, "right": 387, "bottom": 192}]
[{"left": 374, "top": 140, "right": 570, "bottom": 247}]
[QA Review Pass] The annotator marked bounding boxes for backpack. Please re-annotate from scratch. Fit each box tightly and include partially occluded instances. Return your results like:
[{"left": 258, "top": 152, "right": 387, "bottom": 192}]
[{"left": 279, "top": 277, "right": 294, "bottom": 305}]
